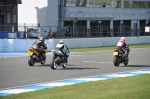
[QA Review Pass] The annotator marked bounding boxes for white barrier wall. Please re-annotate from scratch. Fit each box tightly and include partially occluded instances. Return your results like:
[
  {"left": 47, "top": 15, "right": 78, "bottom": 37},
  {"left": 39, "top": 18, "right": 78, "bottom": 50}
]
[
  {"left": 0, "top": 39, "right": 55, "bottom": 52},
  {"left": 0, "top": 37, "right": 150, "bottom": 53}
]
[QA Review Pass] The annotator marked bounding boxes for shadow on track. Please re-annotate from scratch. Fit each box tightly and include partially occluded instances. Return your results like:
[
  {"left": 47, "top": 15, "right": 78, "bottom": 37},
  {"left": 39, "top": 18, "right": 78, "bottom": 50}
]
[
  {"left": 30, "top": 64, "right": 99, "bottom": 70},
  {"left": 57, "top": 67, "right": 99, "bottom": 70},
  {"left": 118, "top": 65, "right": 150, "bottom": 67},
  {"left": 127, "top": 65, "right": 150, "bottom": 67}
]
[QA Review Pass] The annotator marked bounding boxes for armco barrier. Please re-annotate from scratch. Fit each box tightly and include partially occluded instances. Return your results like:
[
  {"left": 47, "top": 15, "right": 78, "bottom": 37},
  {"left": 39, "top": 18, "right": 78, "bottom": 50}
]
[{"left": 0, "top": 36, "right": 150, "bottom": 53}]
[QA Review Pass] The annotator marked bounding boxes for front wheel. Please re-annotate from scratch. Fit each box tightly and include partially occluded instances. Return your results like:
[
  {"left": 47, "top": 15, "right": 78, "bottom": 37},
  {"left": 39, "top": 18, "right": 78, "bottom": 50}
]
[
  {"left": 62, "top": 63, "right": 67, "bottom": 68},
  {"left": 51, "top": 55, "right": 58, "bottom": 69},
  {"left": 28, "top": 56, "right": 35, "bottom": 66},
  {"left": 41, "top": 56, "right": 46, "bottom": 65},
  {"left": 124, "top": 57, "right": 129, "bottom": 66},
  {"left": 113, "top": 56, "right": 120, "bottom": 66}
]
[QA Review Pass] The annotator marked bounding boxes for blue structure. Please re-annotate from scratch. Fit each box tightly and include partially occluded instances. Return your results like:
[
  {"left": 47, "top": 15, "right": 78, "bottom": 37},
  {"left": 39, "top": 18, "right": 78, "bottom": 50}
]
[{"left": 0, "top": 32, "right": 8, "bottom": 39}]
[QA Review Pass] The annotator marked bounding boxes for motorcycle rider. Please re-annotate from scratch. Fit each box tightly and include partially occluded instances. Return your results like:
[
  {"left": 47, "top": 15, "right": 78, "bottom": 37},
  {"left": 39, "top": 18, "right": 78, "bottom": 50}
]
[
  {"left": 116, "top": 37, "right": 128, "bottom": 57},
  {"left": 55, "top": 40, "right": 70, "bottom": 63},
  {"left": 32, "top": 37, "right": 47, "bottom": 59}
]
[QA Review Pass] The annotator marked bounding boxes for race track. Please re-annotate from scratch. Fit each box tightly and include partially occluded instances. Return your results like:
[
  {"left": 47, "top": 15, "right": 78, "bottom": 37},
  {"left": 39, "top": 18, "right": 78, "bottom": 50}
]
[{"left": 0, "top": 48, "right": 150, "bottom": 90}]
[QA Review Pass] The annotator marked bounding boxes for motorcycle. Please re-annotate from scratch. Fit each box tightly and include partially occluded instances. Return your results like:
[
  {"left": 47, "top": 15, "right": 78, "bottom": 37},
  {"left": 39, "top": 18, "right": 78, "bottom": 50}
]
[
  {"left": 50, "top": 50, "right": 70, "bottom": 69},
  {"left": 113, "top": 45, "right": 130, "bottom": 66},
  {"left": 28, "top": 47, "right": 47, "bottom": 66}
]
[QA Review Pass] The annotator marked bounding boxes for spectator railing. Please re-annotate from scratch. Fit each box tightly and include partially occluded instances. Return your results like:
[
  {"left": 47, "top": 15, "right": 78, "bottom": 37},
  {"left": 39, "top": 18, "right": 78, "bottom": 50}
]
[{"left": 0, "top": 25, "right": 150, "bottom": 39}]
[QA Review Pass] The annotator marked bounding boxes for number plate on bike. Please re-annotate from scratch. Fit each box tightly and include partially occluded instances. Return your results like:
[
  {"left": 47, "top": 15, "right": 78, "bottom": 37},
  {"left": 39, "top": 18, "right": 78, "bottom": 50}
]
[
  {"left": 28, "top": 51, "right": 33, "bottom": 56},
  {"left": 113, "top": 52, "right": 118, "bottom": 55}
]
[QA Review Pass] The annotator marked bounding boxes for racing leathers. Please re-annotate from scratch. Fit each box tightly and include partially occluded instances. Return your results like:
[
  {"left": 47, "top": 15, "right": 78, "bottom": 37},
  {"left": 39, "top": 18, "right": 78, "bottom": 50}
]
[
  {"left": 32, "top": 39, "right": 47, "bottom": 59},
  {"left": 55, "top": 43, "right": 69, "bottom": 63},
  {"left": 116, "top": 39, "right": 127, "bottom": 57}
]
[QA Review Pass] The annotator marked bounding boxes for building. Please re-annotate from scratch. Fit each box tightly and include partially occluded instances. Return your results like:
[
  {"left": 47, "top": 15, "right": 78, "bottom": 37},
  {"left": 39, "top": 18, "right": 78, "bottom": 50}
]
[
  {"left": 1, "top": 0, "right": 150, "bottom": 38},
  {"left": 0, "top": 0, "right": 22, "bottom": 32},
  {"left": 60, "top": 0, "right": 150, "bottom": 37}
]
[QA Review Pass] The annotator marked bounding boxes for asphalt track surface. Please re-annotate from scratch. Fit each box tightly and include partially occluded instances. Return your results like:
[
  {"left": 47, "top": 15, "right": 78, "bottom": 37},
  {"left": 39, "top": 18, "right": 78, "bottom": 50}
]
[{"left": 0, "top": 48, "right": 150, "bottom": 90}]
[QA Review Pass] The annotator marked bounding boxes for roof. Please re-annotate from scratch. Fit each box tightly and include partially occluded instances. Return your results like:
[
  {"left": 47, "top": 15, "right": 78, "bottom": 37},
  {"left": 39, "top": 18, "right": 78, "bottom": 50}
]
[{"left": 0, "top": 0, "right": 22, "bottom": 14}]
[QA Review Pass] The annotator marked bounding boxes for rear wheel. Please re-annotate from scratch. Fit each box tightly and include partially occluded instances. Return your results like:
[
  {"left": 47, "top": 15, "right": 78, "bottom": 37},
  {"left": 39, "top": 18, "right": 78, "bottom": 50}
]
[
  {"left": 28, "top": 56, "right": 35, "bottom": 66},
  {"left": 51, "top": 55, "right": 58, "bottom": 69},
  {"left": 113, "top": 56, "right": 120, "bottom": 66}
]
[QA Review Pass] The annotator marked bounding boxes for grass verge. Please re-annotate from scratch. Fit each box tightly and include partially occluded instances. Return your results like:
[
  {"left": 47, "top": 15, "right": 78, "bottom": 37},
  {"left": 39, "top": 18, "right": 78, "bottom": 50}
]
[
  {"left": 1, "top": 74, "right": 150, "bottom": 99},
  {"left": 70, "top": 44, "right": 150, "bottom": 52}
]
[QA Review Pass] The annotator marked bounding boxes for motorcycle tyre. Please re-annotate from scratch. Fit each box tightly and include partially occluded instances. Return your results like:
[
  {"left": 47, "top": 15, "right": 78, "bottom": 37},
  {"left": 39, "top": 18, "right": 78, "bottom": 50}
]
[
  {"left": 51, "top": 55, "right": 58, "bottom": 69},
  {"left": 113, "top": 56, "right": 120, "bottom": 66},
  {"left": 124, "top": 57, "right": 129, "bottom": 66},
  {"left": 62, "top": 63, "right": 67, "bottom": 68},
  {"left": 41, "top": 56, "right": 46, "bottom": 65},
  {"left": 28, "top": 56, "right": 35, "bottom": 66}
]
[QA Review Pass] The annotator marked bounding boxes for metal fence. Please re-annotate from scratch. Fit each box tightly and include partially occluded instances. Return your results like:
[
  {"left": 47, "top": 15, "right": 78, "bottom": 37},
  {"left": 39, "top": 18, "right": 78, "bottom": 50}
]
[{"left": 0, "top": 25, "right": 150, "bottom": 39}]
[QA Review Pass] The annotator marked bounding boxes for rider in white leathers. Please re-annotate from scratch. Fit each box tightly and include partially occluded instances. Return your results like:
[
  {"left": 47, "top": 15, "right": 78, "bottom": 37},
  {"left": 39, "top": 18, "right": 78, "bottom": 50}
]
[{"left": 55, "top": 40, "right": 69, "bottom": 63}]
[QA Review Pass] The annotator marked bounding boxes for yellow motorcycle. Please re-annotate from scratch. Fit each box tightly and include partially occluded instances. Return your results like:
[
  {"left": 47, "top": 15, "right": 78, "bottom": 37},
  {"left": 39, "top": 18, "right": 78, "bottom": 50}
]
[{"left": 28, "top": 46, "right": 47, "bottom": 66}]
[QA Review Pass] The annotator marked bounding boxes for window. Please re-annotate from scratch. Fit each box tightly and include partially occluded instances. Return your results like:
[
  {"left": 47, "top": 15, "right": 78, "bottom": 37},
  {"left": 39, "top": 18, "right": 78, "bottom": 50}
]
[
  {"left": 66, "top": 0, "right": 76, "bottom": 6},
  {"left": 63, "top": 0, "right": 67, "bottom": 6},
  {"left": 7, "top": 14, "right": 10, "bottom": 23},
  {"left": 132, "top": 1, "right": 149, "bottom": 8},
  {"left": 87, "top": 0, "right": 113, "bottom": 8},
  {"left": 64, "top": 0, "right": 121, "bottom": 8},
  {"left": 76, "top": 0, "right": 87, "bottom": 7},
  {"left": 76, "top": 0, "right": 80, "bottom": 6},
  {"left": 106, "top": 0, "right": 112, "bottom": 8},
  {"left": 124, "top": 1, "right": 129, "bottom": 8},
  {"left": 148, "top": 2, "right": 150, "bottom": 8},
  {"left": 58, "top": 0, "right": 60, "bottom": 6},
  {"left": 129, "top": 1, "right": 133, "bottom": 8},
  {"left": 117, "top": 0, "right": 121, "bottom": 8},
  {"left": 96, "top": 0, "right": 103, "bottom": 7},
  {"left": 13, "top": 15, "right": 16, "bottom": 23},
  {"left": 139, "top": 1, "right": 148, "bottom": 8},
  {"left": 95, "top": 0, "right": 101, "bottom": 7},
  {"left": 133, "top": 1, "right": 138, "bottom": 8},
  {"left": 112, "top": 0, "right": 118, "bottom": 8},
  {"left": 87, "top": 0, "right": 94, "bottom": 7}
]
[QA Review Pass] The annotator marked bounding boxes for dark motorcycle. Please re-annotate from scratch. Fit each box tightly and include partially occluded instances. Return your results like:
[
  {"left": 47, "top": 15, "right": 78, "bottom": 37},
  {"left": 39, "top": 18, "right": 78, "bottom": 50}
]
[
  {"left": 113, "top": 45, "right": 130, "bottom": 66},
  {"left": 50, "top": 50, "right": 70, "bottom": 69}
]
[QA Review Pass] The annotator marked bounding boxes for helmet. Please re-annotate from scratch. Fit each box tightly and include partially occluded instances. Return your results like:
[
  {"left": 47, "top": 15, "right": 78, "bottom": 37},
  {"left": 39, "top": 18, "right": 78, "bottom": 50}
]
[
  {"left": 59, "top": 40, "right": 64, "bottom": 44},
  {"left": 40, "top": 37, "right": 45, "bottom": 42},
  {"left": 120, "top": 37, "right": 125, "bottom": 41}
]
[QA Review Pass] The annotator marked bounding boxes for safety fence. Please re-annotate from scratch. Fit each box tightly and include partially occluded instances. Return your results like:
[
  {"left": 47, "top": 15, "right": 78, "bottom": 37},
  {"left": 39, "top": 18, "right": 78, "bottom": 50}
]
[
  {"left": 0, "top": 36, "right": 150, "bottom": 52},
  {"left": 0, "top": 25, "right": 150, "bottom": 39}
]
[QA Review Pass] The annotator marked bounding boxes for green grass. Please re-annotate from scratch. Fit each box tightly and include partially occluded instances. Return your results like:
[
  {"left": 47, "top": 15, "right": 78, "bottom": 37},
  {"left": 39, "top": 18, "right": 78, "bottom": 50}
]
[
  {"left": 70, "top": 44, "right": 150, "bottom": 52},
  {"left": 1, "top": 74, "right": 150, "bottom": 99}
]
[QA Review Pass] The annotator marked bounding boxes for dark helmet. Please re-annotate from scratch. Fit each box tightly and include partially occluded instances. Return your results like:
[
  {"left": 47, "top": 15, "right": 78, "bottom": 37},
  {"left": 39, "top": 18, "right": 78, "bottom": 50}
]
[{"left": 40, "top": 37, "right": 45, "bottom": 42}]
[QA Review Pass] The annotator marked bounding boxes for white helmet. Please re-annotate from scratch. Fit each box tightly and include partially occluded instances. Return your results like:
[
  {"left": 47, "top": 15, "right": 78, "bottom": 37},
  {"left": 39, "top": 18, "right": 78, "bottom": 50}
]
[
  {"left": 120, "top": 37, "right": 125, "bottom": 41},
  {"left": 59, "top": 40, "right": 64, "bottom": 44}
]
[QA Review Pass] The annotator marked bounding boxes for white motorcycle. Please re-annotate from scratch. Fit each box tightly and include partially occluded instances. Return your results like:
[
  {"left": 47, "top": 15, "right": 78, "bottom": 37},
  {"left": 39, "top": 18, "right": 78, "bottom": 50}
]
[{"left": 50, "top": 50, "right": 70, "bottom": 69}]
